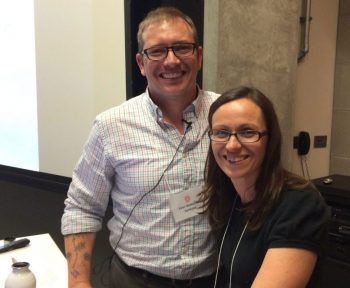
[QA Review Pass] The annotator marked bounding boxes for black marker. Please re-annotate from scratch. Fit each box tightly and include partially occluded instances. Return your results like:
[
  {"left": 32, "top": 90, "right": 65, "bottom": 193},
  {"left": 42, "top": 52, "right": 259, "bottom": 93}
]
[{"left": 0, "top": 238, "right": 30, "bottom": 253}]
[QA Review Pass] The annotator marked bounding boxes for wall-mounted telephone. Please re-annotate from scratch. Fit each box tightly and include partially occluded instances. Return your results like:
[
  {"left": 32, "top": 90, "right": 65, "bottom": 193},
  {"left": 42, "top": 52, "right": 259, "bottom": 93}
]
[{"left": 297, "top": 131, "right": 310, "bottom": 155}]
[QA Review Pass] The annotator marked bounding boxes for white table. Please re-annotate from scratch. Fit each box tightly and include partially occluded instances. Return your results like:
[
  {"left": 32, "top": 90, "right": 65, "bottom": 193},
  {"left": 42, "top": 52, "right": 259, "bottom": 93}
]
[{"left": 0, "top": 233, "right": 67, "bottom": 288}]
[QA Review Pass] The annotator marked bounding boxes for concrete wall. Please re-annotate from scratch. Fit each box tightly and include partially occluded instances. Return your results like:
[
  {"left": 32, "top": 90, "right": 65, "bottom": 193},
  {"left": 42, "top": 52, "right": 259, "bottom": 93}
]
[{"left": 204, "top": 0, "right": 300, "bottom": 171}]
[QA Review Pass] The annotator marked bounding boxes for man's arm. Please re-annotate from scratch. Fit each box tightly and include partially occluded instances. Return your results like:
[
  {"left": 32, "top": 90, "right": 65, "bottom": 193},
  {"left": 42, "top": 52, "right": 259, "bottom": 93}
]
[{"left": 64, "top": 232, "right": 96, "bottom": 288}]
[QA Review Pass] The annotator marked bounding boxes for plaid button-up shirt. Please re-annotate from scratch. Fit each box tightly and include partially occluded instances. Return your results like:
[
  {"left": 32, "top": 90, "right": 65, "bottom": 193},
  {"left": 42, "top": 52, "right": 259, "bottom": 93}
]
[{"left": 62, "top": 88, "right": 219, "bottom": 279}]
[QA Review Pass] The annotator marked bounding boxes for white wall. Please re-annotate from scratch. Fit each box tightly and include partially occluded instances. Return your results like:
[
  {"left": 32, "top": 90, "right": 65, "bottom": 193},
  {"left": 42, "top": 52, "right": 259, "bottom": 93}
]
[
  {"left": 0, "top": 1, "right": 39, "bottom": 171},
  {"left": 35, "top": 0, "right": 126, "bottom": 177},
  {"left": 292, "top": 0, "right": 339, "bottom": 178}
]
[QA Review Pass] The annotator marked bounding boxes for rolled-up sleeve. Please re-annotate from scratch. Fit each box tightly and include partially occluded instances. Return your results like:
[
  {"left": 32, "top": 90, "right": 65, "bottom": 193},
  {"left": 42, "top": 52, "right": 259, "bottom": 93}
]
[{"left": 61, "top": 118, "right": 115, "bottom": 235}]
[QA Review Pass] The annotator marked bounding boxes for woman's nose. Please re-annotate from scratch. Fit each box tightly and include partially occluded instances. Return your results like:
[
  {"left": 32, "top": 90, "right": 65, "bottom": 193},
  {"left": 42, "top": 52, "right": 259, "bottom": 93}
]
[{"left": 225, "top": 135, "right": 242, "bottom": 150}]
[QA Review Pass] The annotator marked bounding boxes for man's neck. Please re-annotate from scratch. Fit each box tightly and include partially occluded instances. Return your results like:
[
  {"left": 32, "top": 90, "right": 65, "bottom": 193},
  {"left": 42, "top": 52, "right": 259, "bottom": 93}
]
[{"left": 150, "top": 87, "right": 198, "bottom": 134}]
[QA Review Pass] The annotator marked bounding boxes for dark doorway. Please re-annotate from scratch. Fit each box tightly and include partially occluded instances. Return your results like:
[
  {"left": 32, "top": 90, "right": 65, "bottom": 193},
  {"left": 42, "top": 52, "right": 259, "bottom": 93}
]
[{"left": 124, "top": 0, "right": 204, "bottom": 99}]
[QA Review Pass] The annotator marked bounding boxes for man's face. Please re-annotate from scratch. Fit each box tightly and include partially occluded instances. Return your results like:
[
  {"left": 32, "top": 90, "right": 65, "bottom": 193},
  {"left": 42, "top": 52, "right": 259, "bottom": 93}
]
[{"left": 136, "top": 18, "right": 202, "bottom": 102}]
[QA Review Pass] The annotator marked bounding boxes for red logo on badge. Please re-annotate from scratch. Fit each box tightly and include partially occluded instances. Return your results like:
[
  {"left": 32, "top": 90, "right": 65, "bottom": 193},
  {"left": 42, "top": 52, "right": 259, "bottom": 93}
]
[{"left": 184, "top": 195, "right": 191, "bottom": 203}]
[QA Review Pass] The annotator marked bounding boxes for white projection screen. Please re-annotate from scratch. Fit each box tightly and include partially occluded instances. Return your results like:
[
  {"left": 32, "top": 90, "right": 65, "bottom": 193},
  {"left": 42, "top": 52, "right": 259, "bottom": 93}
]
[{"left": 0, "top": 0, "right": 39, "bottom": 171}]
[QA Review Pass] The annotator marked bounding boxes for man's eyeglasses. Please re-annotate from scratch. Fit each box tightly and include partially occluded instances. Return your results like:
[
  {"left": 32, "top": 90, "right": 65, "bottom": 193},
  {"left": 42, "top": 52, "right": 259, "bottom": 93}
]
[
  {"left": 141, "top": 43, "right": 197, "bottom": 61},
  {"left": 208, "top": 129, "right": 269, "bottom": 143}
]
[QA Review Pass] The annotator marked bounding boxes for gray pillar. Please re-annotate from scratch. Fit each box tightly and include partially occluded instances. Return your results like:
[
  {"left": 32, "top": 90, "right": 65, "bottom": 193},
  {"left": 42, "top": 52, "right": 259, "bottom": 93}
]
[{"left": 203, "top": 0, "right": 301, "bottom": 168}]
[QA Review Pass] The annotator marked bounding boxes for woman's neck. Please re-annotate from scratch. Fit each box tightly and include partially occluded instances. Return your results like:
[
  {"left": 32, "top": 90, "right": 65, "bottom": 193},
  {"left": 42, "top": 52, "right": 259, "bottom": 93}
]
[{"left": 232, "top": 178, "right": 256, "bottom": 204}]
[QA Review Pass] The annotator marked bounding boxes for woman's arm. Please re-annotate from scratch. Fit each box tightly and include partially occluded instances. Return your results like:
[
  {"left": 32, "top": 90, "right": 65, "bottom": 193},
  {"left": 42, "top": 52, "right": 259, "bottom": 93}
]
[{"left": 252, "top": 247, "right": 317, "bottom": 288}]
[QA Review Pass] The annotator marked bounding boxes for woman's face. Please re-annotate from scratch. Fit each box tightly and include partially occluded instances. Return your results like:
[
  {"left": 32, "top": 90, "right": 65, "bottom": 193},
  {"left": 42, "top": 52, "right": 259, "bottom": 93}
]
[{"left": 211, "top": 98, "right": 268, "bottom": 185}]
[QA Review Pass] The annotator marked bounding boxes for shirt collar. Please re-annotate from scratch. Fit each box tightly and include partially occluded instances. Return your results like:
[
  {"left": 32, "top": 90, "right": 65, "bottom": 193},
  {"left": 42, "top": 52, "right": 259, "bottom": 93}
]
[{"left": 143, "top": 86, "right": 203, "bottom": 125}]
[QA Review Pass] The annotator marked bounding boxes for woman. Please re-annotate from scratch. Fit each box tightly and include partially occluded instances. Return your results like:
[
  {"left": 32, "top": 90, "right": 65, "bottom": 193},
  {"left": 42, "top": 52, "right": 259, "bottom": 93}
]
[{"left": 201, "top": 86, "right": 328, "bottom": 288}]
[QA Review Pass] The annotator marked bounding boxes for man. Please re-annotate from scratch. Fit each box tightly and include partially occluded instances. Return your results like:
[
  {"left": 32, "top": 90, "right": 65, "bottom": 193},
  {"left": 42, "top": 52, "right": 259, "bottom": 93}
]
[{"left": 61, "top": 6, "right": 219, "bottom": 288}]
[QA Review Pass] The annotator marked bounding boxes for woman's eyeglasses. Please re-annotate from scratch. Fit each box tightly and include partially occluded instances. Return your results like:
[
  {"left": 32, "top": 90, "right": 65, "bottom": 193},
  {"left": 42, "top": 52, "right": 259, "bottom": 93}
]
[{"left": 208, "top": 129, "right": 268, "bottom": 143}]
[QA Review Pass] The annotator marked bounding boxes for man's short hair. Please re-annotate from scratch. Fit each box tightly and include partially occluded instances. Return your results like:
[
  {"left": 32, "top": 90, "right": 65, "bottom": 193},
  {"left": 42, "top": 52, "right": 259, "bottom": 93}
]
[{"left": 137, "top": 6, "right": 199, "bottom": 52}]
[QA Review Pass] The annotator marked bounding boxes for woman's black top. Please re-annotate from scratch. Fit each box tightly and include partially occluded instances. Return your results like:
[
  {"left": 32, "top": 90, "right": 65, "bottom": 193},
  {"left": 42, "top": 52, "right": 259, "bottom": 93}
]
[{"left": 218, "top": 188, "right": 329, "bottom": 288}]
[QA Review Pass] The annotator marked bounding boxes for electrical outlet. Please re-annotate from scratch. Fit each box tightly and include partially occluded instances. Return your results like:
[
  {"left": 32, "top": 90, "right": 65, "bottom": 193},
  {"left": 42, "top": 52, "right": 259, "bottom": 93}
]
[
  {"left": 293, "top": 136, "right": 298, "bottom": 149},
  {"left": 314, "top": 135, "right": 327, "bottom": 148}
]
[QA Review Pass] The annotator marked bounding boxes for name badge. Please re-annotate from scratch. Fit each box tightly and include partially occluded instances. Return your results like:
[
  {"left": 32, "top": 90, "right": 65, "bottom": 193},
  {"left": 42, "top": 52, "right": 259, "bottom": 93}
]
[{"left": 169, "top": 186, "right": 204, "bottom": 223}]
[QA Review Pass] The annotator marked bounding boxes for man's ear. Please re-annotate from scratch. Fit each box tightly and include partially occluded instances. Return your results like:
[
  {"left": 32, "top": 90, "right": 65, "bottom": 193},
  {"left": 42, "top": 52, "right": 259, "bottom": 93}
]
[
  {"left": 136, "top": 53, "right": 146, "bottom": 76},
  {"left": 196, "top": 46, "right": 203, "bottom": 71}
]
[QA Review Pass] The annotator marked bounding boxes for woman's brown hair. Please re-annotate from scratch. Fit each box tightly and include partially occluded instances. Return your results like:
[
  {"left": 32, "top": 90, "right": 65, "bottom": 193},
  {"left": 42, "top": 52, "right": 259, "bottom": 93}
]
[{"left": 201, "top": 86, "right": 309, "bottom": 231}]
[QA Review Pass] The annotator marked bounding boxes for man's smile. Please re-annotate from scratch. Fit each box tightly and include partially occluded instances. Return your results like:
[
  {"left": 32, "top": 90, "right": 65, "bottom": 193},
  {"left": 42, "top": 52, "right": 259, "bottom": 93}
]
[{"left": 160, "top": 71, "right": 184, "bottom": 79}]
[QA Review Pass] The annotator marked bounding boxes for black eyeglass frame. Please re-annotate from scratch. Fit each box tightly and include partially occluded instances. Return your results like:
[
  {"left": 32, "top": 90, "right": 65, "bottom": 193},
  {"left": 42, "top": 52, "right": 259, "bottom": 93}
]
[
  {"left": 141, "top": 43, "right": 197, "bottom": 61},
  {"left": 208, "top": 129, "right": 269, "bottom": 143}
]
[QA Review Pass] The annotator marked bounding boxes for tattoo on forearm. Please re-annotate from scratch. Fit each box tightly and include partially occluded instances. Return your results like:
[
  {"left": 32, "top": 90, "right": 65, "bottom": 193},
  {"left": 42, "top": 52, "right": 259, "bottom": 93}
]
[
  {"left": 75, "top": 241, "right": 86, "bottom": 252},
  {"left": 71, "top": 269, "right": 80, "bottom": 278},
  {"left": 68, "top": 236, "right": 92, "bottom": 279},
  {"left": 84, "top": 252, "right": 91, "bottom": 261}
]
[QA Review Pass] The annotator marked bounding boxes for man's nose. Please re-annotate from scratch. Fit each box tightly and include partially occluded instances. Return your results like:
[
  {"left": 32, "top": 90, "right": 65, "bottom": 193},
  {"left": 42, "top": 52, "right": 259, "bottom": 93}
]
[{"left": 163, "top": 49, "right": 180, "bottom": 63}]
